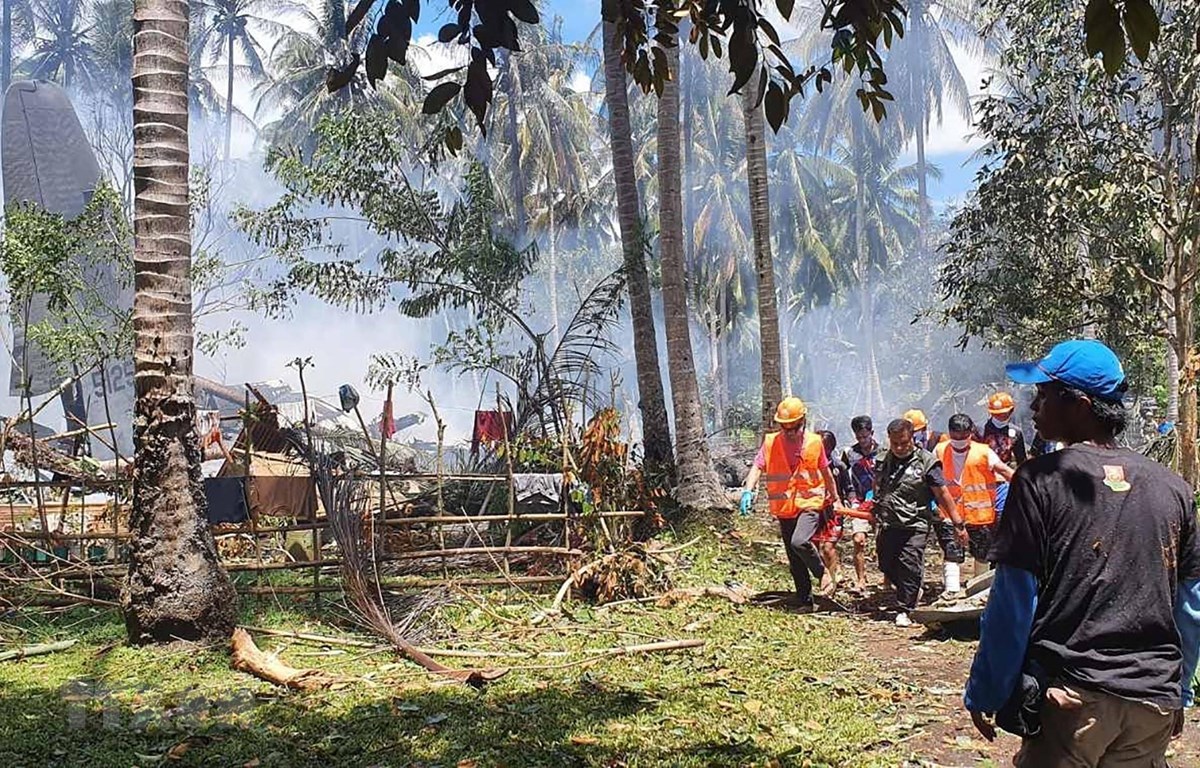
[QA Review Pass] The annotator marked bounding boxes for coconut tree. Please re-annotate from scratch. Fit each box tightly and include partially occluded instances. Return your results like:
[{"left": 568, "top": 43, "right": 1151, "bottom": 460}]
[
  {"left": 193, "top": 0, "right": 297, "bottom": 159},
  {"left": 599, "top": 16, "right": 672, "bottom": 472},
  {"left": 23, "top": 0, "right": 97, "bottom": 87},
  {"left": 488, "top": 20, "right": 596, "bottom": 343},
  {"left": 656, "top": 23, "right": 725, "bottom": 510},
  {"left": 887, "top": 0, "right": 989, "bottom": 250},
  {"left": 742, "top": 69, "right": 783, "bottom": 430},
  {"left": 256, "top": 0, "right": 419, "bottom": 153},
  {"left": 124, "top": 0, "right": 236, "bottom": 643}
]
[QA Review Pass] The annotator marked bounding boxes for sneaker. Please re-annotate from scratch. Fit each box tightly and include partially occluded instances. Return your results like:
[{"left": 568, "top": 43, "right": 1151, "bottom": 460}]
[{"left": 895, "top": 612, "right": 913, "bottom": 627}]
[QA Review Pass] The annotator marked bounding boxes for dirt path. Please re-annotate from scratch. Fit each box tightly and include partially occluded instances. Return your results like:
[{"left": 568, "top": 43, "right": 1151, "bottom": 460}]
[{"left": 811, "top": 588, "right": 1200, "bottom": 767}]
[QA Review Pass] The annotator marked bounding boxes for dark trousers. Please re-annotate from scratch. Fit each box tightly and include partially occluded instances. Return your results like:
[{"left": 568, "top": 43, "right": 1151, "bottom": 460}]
[
  {"left": 876, "top": 527, "right": 927, "bottom": 610},
  {"left": 778, "top": 513, "right": 826, "bottom": 605}
]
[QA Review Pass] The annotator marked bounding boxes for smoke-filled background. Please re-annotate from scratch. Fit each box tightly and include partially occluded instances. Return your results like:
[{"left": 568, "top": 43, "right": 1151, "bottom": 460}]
[{"left": 0, "top": 0, "right": 1096, "bottom": 451}]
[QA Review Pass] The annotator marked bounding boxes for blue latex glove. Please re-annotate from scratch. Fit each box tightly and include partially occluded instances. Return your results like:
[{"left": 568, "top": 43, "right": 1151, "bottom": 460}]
[{"left": 739, "top": 489, "right": 755, "bottom": 516}]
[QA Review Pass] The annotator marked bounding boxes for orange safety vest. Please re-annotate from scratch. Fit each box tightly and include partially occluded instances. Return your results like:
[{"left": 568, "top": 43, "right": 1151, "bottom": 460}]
[
  {"left": 935, "top": 441, "right": 998, "bottom": 526},
  {"left": 761, "top": 430, "right": 827, "bottom": 519}
]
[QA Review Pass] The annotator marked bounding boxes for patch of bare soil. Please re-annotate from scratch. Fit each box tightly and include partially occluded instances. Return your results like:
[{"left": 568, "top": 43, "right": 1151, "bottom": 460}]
[{"left": 810, "top": 578, "right": 1200, "bottom": 767}]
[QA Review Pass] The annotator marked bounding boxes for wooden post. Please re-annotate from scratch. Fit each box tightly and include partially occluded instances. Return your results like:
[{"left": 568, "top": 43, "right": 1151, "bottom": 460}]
[
  {"left": 293, "top": 358, "right": 320, "bottom": 608},
  {"left": 497, "top": 385, "right": 515, "bottom": 576}
]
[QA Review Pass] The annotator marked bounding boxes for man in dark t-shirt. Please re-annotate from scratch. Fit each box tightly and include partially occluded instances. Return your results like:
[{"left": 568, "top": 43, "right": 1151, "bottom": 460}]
[{"left": 964, "top": 339, "right": 1200, "bottom": 766}]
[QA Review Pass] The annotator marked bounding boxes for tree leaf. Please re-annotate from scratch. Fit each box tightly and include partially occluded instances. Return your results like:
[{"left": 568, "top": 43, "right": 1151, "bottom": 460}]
[
  {"left": 346, "top": 0, "right": 377, "bottom": 32},
  {"left": 422, "top": 81, "right": 461, "bottom": 114},
  {"left": 446, "top": 125, "right": 463, "bottom": 153},
  {"left": 726, "top": 25, "right": 757, "bottom": 96},
  {"left": 774, "top": 0, "right": 794, "bottom": 20},
  {"left": 510, "top": 0, "right": 539, "bottom": 25},
  {"left": 463, "top": 52, "right": 493, "bottom": 132},
  {"left": 1122, "top": 0, "right": 1159, "bottom": 63},
  {"left": 365, "top": 34, "right": 388, "bottom": 86},
  {"left": 764, "top": 80, "right": 786, "bottom": 133},
  {"left": 438, "top": 23, "right": 460, "bottom": 43},
  {"left": 1084, "top": 0, "right": 1125, "bottom": 75},
  {"left": 422, "top": 66, "right": 464, "bottom": 81}
]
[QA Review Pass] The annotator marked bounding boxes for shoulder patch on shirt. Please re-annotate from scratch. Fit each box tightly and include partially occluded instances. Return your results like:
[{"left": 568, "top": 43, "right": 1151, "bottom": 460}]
[{"left": 1102, "top": 465, "right": 1131, "bottom": 492}]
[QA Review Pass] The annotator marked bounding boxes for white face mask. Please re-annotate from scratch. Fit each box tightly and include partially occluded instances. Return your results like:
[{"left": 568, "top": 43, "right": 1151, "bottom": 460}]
[
  {"left": 990, "top": 415, "right": 1010, "bottom": 427},
  {"left": 950, "top": 438, "right": 971, "bottom": 450}
]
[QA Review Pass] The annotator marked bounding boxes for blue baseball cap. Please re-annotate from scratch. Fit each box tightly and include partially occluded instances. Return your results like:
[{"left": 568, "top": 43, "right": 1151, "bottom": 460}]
[{"left": 1006, "top": 339, "right": 1127, "bottom": 402}]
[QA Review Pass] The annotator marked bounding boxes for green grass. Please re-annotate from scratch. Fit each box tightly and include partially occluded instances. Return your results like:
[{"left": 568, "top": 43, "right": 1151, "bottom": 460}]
[{"left": 0, "top": 517, "right": 928, "bottom": 767}]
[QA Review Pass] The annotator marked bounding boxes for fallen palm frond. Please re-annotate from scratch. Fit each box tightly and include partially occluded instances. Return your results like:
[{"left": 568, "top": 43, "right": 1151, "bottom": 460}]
[{"left": 317, "top": 453, "right": 506, "bottom": 687}]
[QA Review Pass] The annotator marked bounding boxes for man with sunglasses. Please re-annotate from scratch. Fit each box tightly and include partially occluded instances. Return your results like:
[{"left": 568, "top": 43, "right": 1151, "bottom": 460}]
[{"left": 965, "top": 339, "right": 1200, "bottom": 767}]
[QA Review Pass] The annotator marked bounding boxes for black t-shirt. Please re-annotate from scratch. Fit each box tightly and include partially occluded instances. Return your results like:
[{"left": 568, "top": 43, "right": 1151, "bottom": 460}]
[
  {"left": 874, "top": 448, "right": 945, "bottom": 531},
  {"left": 828, "top": 457, "right": 852, "bottom": 505},
  {"left": 991, "top": 444, "right": 1200, "bottom": 708}
]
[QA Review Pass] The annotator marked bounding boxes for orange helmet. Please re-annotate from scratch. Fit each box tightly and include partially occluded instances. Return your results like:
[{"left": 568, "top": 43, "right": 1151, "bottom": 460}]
[
  {"left": 774, "top": 397, "right": 808, "bottom": 425},
  {"left": 902, "top": 409, "right": 928, "bottom": 431},
  {"left": 987, "top": 392, "right": 1016, "bottom": 416}
]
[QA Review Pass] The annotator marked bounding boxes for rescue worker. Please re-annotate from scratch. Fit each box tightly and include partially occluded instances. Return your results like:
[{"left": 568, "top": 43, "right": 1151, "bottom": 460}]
[
  {"left": 904, "top": 409, "right": 943, "bottom": 450},
  {"left": 965, "top": 339, "right": 1200, "bottom": 766},
  {"left": 979, "top": 392, "right": 1027, "bottom": 468},
  {"left": 864, "top": 418, "right": 965, "bottom": 627},
  {"left": 935, "top": 414, "right": 1013, "bottom": 589},
  {"left": 842, "top": 415, "right": 878, "bottom": 593},
  {"left": 739, "top": 397, "right": 844, "bottom": 612}
]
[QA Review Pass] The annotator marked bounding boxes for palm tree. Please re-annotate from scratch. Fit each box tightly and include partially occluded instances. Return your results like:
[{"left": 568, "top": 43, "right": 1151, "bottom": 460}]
[
  {"left": 193, "top": 0, "right": 297, "bottom": 159},
  {"left": 674, "top": 47, "right": 752, "bottom": 430},
  {"left": 742, "top": 70, "right": 782, "bottom": 429},
  {"left": 256, "top": 0, "right": 414, "bottom": 153},
  {"left": 798, "top": 57, "right": 920, "bottom": 415},
  {"left": 770, "top": 142, "right": 838, "bottom": 394},
  {"left": 491, "top": 21, "right": 597, "bottom": 344},
  {"left": 89, "top": 0, "right": 132, "bottom": 99},
  {"left": 656, "top": 26, "right": 725, "bottom": 510},
  {"left": 600, "top": 16, "right": 672, "bottom": 472},
  {"left": 124, "top": 0, "right": 236, "bottom": 642},
  {"left": 24, "top": 0, "right": 97, "bottom": 87},
  {"left": 2, "top": 0, "right": 35, "bottom": 90},
  {"left": 887, "top": 0, "right": 989, "bottom": 252}
]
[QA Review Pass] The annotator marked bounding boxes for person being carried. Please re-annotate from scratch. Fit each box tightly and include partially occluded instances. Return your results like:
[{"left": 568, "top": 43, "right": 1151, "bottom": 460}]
[
  {"left": 739, "top": 397, "right": 844, "bottom": 613},
  {"left": 813, "top": 430, "right": 851, "bottom": 597},
  {"left": 935, "top": 414, "right": 1013, "bottom": 591},
  {"left": 855, "top": 418, "right": 965, "bottom": 627},
  {"left": 841, "top": 415, "right": 878, "bottom": 593},
  {"left": 964, "top": 339, "right": 1200, "bottom": 767}
]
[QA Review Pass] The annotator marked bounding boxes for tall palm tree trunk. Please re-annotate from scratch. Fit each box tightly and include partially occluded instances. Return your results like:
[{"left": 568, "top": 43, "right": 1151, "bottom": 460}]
[
  {"left": 657, "top": 36, "right": 724, "bottom": 509},
  {"left": 601, "top": 19, "right": 673, "bottom": 474},
  {"left": 742, "top": 73, "right": 782, "bottom": 430},
  {"left": 224, "top": 32, "right": 234, "bottom": 160},
  {"left": 503, "top": 51, "right": 525, "bottom": 238},
  {"left": 124, "top": 0, "right": 236, "bottom": 643}
]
